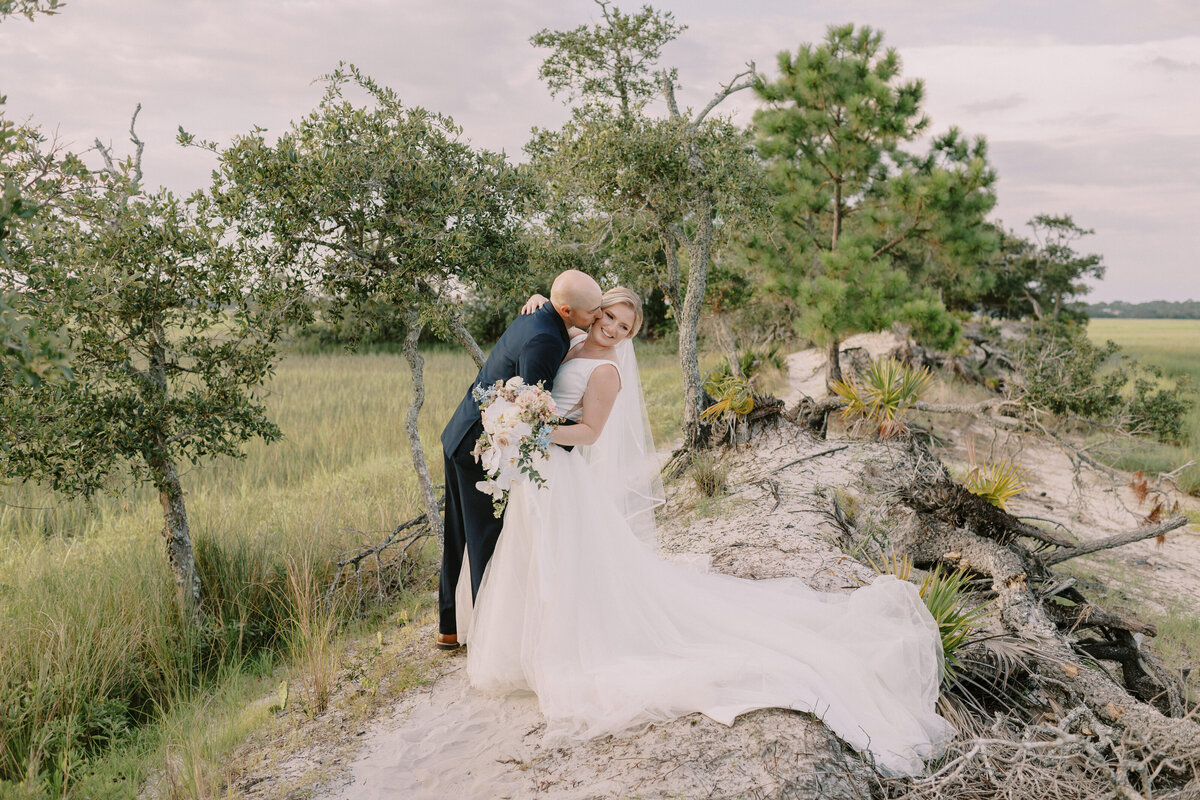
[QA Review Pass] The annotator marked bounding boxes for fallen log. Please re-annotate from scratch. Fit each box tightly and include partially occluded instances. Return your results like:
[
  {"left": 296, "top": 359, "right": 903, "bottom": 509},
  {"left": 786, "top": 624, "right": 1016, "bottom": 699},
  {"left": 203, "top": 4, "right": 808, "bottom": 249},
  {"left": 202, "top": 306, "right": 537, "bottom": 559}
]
[{"left": 899, "top": 480, "right": 1076, "bottom": 548}]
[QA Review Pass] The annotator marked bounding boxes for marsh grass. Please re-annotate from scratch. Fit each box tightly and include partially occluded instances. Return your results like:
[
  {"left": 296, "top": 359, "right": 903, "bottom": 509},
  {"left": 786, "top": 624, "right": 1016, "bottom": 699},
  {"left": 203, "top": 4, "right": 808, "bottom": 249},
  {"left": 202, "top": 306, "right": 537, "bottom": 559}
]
[
  {"left": 1087, "top": 319, "right": 1200, "bottom": 494},
  {"left": 0, "top": 341, "right": 688, "bottom": 794}
]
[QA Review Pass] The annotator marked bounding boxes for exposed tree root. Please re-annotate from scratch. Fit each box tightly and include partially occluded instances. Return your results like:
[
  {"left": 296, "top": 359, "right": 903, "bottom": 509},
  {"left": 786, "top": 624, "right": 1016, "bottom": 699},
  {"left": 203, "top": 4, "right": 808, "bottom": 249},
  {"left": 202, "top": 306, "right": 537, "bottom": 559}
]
[{"left": 870, "top": 436, "right": 1200, "bottom": 795}]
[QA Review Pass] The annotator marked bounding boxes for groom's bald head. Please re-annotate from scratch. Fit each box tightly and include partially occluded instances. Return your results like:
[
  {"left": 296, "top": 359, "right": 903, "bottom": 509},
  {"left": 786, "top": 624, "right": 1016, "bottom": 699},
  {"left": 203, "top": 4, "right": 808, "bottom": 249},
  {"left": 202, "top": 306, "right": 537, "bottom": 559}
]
[{"left": 550, "top": 269, "right": 603, "bottom": 329}]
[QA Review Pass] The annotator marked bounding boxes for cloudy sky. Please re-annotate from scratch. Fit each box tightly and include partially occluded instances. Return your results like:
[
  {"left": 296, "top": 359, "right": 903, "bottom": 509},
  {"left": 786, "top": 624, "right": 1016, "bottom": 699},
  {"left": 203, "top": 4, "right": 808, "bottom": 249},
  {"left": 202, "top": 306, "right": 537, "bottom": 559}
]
[{"left": 3, "top": 0, "right": 1198, "bottom": 302}]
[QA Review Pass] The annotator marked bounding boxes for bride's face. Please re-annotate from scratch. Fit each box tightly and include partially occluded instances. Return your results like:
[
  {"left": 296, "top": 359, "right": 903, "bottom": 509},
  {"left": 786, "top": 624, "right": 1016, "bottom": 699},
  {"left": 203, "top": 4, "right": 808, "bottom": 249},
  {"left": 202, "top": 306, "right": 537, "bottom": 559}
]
[{"left": 589, "top": 303, "right": 635, "bottom": 348}]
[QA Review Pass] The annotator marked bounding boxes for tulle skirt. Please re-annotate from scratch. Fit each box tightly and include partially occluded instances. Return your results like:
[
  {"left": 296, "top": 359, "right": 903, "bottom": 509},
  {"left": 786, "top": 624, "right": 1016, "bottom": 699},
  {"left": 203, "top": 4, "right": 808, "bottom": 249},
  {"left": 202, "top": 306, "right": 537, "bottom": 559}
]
[{"left": 464, "top": 446, "right": 954, "bottom": 777}]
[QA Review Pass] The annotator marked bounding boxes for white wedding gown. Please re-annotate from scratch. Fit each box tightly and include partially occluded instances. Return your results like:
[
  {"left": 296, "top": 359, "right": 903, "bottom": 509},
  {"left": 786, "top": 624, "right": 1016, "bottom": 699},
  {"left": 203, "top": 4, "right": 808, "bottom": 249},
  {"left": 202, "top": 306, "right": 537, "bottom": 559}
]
[{"left": 463, "top": 342, "right": 954, "bottom": 777}]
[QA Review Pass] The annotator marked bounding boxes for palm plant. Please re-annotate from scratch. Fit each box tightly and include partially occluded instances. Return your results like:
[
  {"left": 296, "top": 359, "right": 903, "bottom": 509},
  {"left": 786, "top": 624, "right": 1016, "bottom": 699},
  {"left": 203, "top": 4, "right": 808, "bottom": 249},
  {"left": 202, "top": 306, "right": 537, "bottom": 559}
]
[
  {"left": 868, "top": 552, "right": 1046, "bottom": 732},
  {"left": 700, "top": 373, "right": 755, "bottom": 423},
  {"left": 832, "top": 357, "right": 933, "bottom": 438},
  {"left": 919, "top": 564, "right": 992, "bottom": 683},
  {"left": 965, "top": 458, "right": 1030, "bottom": 509},
  {"left": 867, "top": 553, "right": 989, "bottom": 684}
]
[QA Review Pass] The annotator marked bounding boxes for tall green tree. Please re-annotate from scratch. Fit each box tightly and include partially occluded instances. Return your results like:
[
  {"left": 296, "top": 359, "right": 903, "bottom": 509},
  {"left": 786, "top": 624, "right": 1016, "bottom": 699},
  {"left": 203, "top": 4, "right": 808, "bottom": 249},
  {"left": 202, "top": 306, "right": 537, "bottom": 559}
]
[
  {"left": 975, "top": 215, "right": 1105, "bottom": 321},
  {"left": 1, "top": 0, "right": 76, "bottom": 384},
  {"left": 201, "top": 65, "right": 533, "bottom": 535},
  {"left": 1022, "top": 214, "right": 1105, "bottom": 321},
  {"left": 754, "top": 24, "right": 995, "bottom": 387},
  {"left": 2, "top": 111, "right": 304, "bottom": 620},
  {"left": 530, "top": 1, "right": 768, "bottom": 447}
]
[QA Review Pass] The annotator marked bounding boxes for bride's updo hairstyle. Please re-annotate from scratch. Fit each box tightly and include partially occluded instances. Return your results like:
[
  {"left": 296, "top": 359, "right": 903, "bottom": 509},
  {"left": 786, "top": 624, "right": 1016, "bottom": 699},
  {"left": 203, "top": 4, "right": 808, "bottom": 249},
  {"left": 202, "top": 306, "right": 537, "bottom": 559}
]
[{"left": 600, "top": 287, "right": 643, "bottom": 339}]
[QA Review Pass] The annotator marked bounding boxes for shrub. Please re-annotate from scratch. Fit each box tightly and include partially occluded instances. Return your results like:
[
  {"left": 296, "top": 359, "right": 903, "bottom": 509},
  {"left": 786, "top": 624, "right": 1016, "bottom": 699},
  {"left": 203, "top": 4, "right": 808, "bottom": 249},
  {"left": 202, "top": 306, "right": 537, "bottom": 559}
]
[
  {"left": 833, "top": 357, "right": 933, "bottom": 438},
  {"left": 1013, "top": 320, "right": 1194, "bottom": 444},
  {"left": 965, "top": 459, "right": 1030, "bottom": 510}
]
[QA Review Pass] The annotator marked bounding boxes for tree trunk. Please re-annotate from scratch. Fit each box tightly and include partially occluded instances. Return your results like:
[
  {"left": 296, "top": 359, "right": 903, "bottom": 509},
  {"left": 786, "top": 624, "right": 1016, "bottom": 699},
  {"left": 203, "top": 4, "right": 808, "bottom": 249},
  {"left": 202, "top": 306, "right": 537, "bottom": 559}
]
[
  {"left": 447, "top": 310, "right": 486, "bottom": 369},
  {"left": 679, "top": 189, "right": 715, "bottom": 449},
  {"left": 660, "top": 227, "right": 706, "bottom": 447},
  {"left": 401, "top": 309, "right": 444, "bottom": 539},
  {"left": 831, "top": 180, "right": 842, "bottom": 251},
  {"left": 144, "top": 325, "right": 202, "bottom": 622},
  {"left": 825, "top": 338, "right": 843, "bottom": 390},
  {"left": 148, "top": 453, "right": 202, "bottom": 622}
]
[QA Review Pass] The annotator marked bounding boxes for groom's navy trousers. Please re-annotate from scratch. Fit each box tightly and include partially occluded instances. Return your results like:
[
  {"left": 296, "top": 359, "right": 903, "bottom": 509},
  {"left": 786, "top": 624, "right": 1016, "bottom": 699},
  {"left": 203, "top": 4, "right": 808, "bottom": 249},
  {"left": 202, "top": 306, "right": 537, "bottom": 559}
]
[{"left": 439, "top": 303, "right": 571, "bottom": 636}]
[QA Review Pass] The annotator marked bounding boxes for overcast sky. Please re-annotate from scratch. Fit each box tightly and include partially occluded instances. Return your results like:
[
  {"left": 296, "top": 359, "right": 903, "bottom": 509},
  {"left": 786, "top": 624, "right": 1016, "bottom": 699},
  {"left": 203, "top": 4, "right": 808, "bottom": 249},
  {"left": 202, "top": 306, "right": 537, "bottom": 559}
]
[{"left": 3, "top": 0, "right": 1198, "bottom": 303}]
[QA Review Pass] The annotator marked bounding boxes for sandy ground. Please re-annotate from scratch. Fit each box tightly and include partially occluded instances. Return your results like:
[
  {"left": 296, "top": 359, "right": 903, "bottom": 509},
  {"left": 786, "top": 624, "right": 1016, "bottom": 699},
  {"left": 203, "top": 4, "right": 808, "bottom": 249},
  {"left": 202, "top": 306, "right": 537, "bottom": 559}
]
[{"left": 267, "top": 335, "right": 1199, "bottom": 800}]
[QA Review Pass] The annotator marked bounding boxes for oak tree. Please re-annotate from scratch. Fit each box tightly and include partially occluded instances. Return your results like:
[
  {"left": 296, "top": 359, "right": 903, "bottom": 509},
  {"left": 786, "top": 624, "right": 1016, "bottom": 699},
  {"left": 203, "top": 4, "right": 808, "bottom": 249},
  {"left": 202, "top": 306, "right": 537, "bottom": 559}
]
[{"left": 201, "top": 65, "right": 533, "bottom": 536}]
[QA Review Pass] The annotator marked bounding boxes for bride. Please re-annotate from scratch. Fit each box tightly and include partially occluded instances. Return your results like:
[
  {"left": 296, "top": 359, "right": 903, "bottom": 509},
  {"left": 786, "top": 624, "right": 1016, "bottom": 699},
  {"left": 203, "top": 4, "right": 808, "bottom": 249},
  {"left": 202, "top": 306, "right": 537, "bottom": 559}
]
[{"left": 459, "top": 287, "right": 954, "bottom": 777}]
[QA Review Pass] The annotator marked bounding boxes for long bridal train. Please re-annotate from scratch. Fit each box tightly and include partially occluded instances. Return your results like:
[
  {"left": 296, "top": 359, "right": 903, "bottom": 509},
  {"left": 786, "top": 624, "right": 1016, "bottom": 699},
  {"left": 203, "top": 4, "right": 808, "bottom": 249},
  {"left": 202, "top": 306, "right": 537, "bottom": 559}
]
[{"left": 455, "top": 345, "right": 952, "bottom": 778}]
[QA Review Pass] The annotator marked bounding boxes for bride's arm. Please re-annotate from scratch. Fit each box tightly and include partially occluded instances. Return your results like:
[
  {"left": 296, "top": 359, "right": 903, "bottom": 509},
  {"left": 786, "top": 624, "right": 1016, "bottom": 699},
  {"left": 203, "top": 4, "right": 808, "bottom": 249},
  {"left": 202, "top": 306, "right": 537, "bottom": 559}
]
[
  {"left": 520, "top": 293, "right": 586, "bottom": 338},
  {"left": 550, "top": 364, "right": 620, "bottom": 447},
  {"left": 519, "top": 293, "right": 549, "bottom": 316}
]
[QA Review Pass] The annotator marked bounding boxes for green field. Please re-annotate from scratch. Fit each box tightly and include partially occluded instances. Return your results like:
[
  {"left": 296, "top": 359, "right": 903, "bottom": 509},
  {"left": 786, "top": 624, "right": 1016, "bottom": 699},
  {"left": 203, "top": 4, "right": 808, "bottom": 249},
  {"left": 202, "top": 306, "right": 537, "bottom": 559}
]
[
  {"left": 0, "top": 341, "right": 691, "bottom": 796},
  {"left": 1087, "top": 319, "right": 1200, "bottom": 494}
]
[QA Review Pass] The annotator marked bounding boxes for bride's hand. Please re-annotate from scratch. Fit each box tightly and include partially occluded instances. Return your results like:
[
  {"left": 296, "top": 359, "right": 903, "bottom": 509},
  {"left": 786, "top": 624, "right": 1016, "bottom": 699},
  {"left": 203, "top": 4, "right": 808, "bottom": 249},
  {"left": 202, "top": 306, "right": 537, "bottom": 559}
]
[{"left": 521, "top": 293, "right": 549, "bottom": 316}]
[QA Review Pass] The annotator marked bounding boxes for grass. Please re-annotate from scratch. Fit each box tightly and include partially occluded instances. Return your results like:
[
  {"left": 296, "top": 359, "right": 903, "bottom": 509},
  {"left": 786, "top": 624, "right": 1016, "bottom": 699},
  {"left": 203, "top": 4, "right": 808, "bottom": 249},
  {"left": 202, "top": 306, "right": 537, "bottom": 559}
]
[
  {"left": 1087, "top": 319, "right": 1200, "bottom": 495},
  {"left": 0, "top": 339, "right": 690, "bottom": 797}
]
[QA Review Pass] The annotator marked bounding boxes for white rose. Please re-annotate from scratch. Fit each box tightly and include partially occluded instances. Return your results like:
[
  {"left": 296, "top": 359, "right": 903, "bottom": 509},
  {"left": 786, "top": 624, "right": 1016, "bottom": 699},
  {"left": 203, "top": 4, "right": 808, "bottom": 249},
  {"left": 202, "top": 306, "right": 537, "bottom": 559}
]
[{"left": 481, "top": 398, "right": 512, "bottom": 434}]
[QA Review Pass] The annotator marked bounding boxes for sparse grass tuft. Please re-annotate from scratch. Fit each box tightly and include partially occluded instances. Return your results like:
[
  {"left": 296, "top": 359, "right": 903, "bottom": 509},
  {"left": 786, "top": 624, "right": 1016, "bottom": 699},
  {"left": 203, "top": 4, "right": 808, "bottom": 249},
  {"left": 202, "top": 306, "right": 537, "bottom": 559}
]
[{"left": 689, "top": 451, "right": 730, "bottom": 498}]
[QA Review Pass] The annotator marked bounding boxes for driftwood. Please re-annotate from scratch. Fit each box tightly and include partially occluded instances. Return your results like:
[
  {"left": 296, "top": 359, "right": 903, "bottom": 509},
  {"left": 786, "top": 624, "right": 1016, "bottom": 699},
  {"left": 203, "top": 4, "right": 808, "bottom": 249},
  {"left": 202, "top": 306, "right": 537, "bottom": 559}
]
[
  {"left": 1043, "top": 515, "right": 1189, "bottom": 565},
  {"left": 771, "top": 444, "right": 848, "bottom": 474}
]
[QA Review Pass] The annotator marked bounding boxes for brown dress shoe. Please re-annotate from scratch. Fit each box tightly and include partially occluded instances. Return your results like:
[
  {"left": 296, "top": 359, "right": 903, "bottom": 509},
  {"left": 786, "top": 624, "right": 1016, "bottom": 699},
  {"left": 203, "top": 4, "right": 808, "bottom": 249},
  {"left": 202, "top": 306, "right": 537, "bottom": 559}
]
[{"left": 436, "top": 633, "right": 461, "bottom": 651}]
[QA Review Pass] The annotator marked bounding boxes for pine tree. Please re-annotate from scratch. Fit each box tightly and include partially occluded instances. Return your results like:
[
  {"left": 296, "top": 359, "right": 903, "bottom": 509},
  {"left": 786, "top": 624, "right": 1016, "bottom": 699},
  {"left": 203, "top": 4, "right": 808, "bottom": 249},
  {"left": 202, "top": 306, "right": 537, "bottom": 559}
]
[{"left": 754, "top": 24, "right": 995, "bottom": 387}]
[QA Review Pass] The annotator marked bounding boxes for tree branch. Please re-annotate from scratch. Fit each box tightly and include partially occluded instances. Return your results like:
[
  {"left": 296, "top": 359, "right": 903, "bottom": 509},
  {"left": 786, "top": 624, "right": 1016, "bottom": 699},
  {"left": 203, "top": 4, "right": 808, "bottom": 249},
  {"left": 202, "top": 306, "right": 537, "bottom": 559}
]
[
  {"left": 692, "top": 62, "right": 758, "bottom": 127},
  {"left": 1043, "top": 516, "right": 1189, "bottom": 566}
]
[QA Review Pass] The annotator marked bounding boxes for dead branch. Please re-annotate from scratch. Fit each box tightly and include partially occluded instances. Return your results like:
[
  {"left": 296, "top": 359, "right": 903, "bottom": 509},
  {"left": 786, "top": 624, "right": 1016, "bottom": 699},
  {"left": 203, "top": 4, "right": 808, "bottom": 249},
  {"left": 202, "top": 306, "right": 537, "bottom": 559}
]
[
  {"left": 1044, "top": 595, "right": 1158, "bottom": 638},
  {"left": 1043, "top": 516, "right": 1189, "bottom": 566},
  {"left": 771, "top": 445, "right": 848, "bottom": 474},
  {"left": 324, "top": 501, "right": 440, "bottom": 610}
]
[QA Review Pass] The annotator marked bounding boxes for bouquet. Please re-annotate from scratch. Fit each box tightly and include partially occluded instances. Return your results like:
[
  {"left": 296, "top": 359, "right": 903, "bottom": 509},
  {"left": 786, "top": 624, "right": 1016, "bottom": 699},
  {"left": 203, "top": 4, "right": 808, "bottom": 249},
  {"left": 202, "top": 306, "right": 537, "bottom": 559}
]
[{"left": 471, "top": 377, "right": 559, "bottom": 517}]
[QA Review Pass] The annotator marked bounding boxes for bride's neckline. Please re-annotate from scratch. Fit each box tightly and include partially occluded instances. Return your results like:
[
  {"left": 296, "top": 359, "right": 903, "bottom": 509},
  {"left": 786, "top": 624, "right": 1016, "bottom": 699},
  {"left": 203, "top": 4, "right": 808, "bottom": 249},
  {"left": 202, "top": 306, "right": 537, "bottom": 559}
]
[{"left": 562, "top": 341, "right": 617, "bottom": 366}]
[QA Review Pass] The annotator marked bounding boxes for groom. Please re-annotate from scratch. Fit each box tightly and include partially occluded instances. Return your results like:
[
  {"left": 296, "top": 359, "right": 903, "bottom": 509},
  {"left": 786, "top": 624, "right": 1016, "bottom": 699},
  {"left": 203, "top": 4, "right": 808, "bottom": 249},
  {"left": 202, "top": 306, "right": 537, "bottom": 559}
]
[{"left": 437, "top": 269, "right": 603, "bottom": 650}]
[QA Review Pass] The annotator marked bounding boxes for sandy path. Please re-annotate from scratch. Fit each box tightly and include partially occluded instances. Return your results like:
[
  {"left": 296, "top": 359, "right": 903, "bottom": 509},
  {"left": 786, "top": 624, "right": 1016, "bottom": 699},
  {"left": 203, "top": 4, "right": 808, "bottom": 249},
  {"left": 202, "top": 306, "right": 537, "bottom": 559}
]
[
  {"left": 326, "top": 659, "right": 545, "bottom": 799},
  {"left": 318, "top": 421, "right": 884, "bottom": 799}
]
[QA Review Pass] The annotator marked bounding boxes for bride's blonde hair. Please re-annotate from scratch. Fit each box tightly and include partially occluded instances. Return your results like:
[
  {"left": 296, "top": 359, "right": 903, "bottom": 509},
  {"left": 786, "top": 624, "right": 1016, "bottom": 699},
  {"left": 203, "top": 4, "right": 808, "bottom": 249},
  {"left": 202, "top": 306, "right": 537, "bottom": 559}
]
[{"left": 601, "top": 287, "right": 643, "bottom": 338}]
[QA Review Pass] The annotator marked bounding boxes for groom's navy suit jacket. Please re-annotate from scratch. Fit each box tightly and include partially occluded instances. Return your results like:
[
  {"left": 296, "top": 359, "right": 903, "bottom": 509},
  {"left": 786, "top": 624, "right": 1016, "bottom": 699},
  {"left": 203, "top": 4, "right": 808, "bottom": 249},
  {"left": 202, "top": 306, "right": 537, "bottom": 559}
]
[
  {"left": 441, "top": 303, "right": 572, "bottom": 454},
  {"left": 438, "top": 303, "right": 571, "bottom": 636}
]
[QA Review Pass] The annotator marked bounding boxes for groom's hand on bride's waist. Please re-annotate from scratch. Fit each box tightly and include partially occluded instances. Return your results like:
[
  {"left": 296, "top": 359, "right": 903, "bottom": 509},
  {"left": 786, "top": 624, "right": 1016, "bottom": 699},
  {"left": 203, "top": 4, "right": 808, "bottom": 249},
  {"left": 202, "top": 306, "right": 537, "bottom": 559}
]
[{"left": 555, "top": 419, "right": 577, "bottom": 452}]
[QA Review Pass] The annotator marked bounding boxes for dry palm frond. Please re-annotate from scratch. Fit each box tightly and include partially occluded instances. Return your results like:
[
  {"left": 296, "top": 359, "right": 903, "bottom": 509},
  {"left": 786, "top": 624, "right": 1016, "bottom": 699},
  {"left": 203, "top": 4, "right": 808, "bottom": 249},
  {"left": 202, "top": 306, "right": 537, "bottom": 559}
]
[
  {"left": 1130, "top": 470, "right": 1150, "bottom": 504},
  {"left": 700, "top": 373, "right": 754, "bottom": 422}
]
